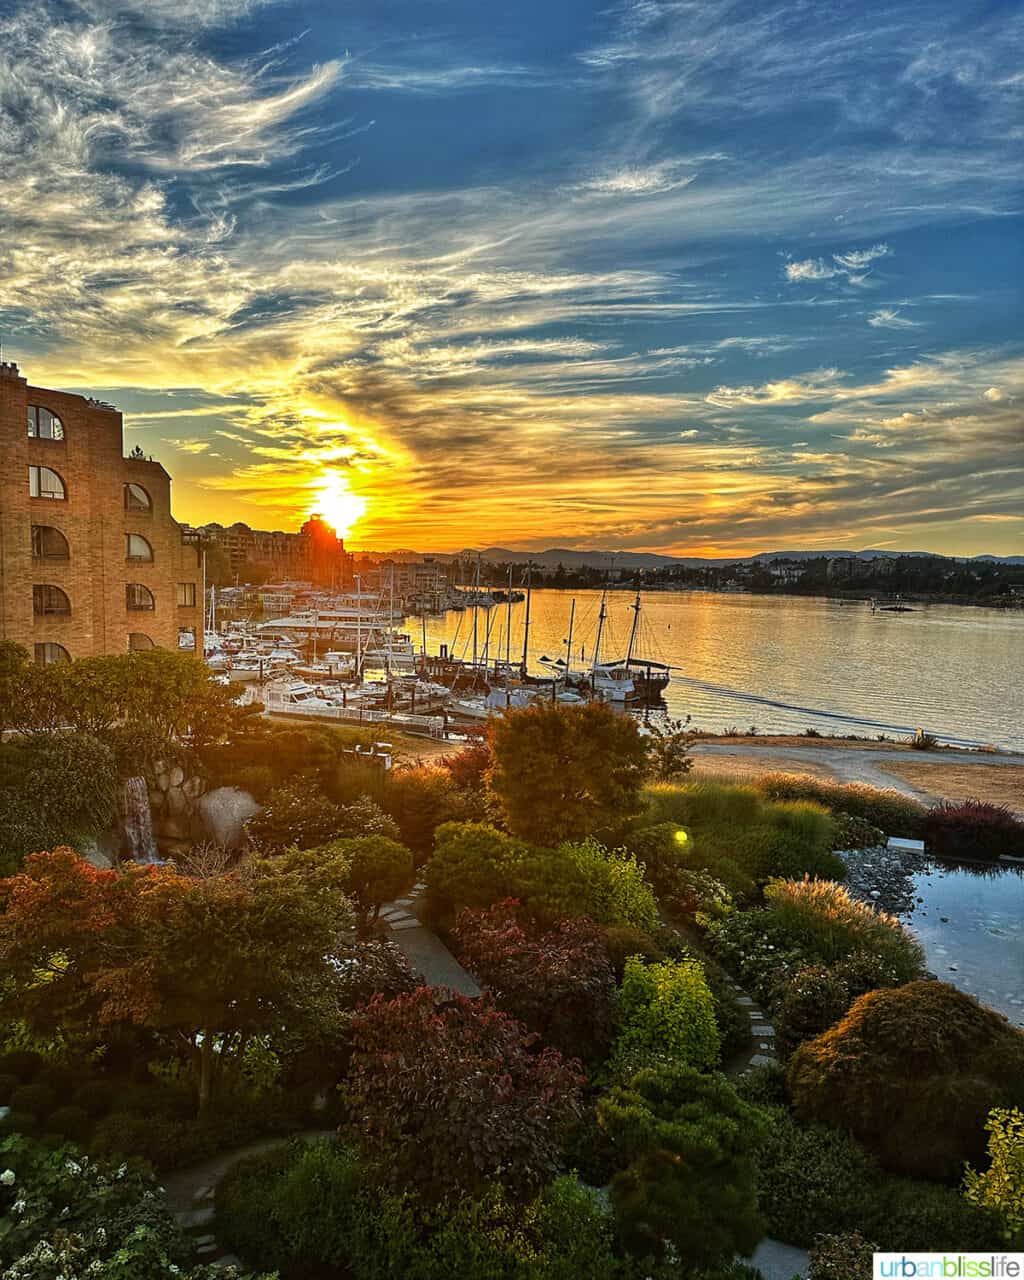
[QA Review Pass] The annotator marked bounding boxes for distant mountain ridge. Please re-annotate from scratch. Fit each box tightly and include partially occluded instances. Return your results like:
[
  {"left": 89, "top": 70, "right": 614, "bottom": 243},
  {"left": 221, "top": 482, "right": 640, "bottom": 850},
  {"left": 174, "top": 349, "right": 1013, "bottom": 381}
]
[{"left": 375, "top": 546, "right": 1024, "bottom": 569}]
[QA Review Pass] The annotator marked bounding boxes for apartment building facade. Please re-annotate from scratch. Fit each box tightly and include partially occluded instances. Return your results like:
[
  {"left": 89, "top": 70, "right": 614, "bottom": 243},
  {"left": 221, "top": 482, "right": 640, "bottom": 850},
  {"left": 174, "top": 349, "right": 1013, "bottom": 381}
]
[{"left": 0, "top": 361, "right": 203, "bottom": 663}]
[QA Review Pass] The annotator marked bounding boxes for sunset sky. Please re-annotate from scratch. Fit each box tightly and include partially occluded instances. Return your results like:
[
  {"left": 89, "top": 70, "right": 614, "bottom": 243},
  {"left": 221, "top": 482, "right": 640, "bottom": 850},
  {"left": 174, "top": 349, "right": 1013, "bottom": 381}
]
[{"left": 2, "top": 0, "right": 1022, "bottom": 555}]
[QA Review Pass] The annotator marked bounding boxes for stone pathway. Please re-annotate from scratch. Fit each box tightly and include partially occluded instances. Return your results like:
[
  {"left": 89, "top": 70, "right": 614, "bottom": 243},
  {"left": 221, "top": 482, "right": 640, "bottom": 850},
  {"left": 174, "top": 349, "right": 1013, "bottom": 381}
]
[{"left": 379, "top": 879, "right": 482, "bottom": 996}]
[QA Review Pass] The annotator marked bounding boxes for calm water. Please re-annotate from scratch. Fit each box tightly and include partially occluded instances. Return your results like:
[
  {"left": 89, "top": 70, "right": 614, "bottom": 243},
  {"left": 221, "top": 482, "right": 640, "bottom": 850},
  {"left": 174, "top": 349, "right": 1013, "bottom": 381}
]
[
  {"left": 901, "top": 863, "right": 1024, "bottom": 1027},
  {"left": 418, "top": 589, "right": 1024, "bottom": 750}
]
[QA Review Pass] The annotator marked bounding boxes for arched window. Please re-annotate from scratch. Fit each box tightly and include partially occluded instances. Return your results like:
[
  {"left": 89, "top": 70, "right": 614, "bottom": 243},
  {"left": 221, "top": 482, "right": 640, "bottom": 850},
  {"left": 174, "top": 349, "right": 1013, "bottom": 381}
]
[
  {"left": 124, "top": 483, "right": 152, "bottom": 512},
  {"left": 31, "top": 525, "right": 70, "bottom": 561},
  {"left": 126, "top": 583, "right": 155, "bottom": 611},
  {"left": 29, "top": 466, "right": 66, "bottom": 500},
  {"left": 27, "top": 406, "right": 65, "bottom": 440},
  {"left": 126, "top": 533, "right": 154, "bottom": 562},
  {"left": 33, "top": 584, "right": 71, "bottom": 616},
  {"left": 128, "top": 632, "right": 154, "bottom": 651},
  {"left": 34, "top": 642, "right": 70, "bottom": 666}
]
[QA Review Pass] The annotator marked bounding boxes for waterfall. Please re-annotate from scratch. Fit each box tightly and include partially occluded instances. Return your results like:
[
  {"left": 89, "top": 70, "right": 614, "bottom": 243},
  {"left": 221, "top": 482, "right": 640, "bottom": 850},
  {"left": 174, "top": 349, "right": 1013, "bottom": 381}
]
[{"left": 121, "top": 776, "right": 160, "bottom": 864}]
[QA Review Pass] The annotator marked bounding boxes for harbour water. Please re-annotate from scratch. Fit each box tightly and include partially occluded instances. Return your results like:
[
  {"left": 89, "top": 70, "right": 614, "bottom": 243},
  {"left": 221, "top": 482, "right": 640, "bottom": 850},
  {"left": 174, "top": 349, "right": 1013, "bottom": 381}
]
[{"left": 418, "top": 589, "right": 1024, "bottom": 751}]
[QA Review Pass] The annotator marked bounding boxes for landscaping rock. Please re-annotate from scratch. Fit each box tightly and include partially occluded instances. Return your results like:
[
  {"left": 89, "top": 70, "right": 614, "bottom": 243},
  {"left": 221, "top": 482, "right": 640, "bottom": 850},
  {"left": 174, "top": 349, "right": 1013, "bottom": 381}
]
[{"left": 198, "top": 787, "right": 261, "bottom": 850}]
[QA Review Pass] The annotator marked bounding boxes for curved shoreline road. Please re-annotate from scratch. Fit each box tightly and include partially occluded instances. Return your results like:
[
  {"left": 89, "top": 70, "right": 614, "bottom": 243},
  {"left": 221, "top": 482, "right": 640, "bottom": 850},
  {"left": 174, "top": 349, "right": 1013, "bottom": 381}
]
[{"left": 689, "top": 743, "right": 1024, "bottom": 801}]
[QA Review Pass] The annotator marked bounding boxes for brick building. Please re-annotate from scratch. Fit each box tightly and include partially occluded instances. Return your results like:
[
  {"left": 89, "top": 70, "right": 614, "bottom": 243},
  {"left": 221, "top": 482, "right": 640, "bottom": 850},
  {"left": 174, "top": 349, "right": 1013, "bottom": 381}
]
[{"left": 0, "top": 361, "right": 203, "bottom": 663}]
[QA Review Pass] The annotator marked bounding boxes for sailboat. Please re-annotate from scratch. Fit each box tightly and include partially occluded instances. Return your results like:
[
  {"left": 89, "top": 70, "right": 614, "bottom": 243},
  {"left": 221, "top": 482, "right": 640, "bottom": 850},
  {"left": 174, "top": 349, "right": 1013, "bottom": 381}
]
[{"left": 603, "top": 591, "right": 673, "bottom": 703}]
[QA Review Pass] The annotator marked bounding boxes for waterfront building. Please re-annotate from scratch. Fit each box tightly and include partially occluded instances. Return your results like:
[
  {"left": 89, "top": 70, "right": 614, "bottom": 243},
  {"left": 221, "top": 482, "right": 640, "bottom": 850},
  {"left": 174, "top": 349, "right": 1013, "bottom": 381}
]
[
  {"left": 0, "top": 360, "right": 203, "bottom": 663},
  {"left": 195, "top": 514, "right": 353, "bottom": 588}
]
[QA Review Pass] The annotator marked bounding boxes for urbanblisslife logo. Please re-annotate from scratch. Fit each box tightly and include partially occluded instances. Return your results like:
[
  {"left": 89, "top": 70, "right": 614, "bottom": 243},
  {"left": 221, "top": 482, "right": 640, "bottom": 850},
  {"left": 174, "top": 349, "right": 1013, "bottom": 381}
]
[{"left": 875, "top": 1256, "right": 1024, "bottom": 1278}]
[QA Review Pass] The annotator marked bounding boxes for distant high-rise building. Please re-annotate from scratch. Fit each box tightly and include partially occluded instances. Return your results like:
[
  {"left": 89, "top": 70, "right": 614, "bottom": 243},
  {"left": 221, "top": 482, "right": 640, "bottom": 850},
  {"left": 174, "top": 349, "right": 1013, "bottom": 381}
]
[
  {"left": 0, "top": 361, "right": 203, "bottom": 663},
  {"left": 195, "top": 514, "right": 353, "bottom": 588}
]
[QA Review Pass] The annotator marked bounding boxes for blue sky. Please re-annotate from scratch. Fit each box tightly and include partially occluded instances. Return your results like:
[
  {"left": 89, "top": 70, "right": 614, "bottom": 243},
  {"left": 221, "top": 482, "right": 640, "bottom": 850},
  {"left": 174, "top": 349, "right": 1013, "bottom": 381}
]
[{"left": 1, "top": 0, "right": 1022, "bottom": 553}]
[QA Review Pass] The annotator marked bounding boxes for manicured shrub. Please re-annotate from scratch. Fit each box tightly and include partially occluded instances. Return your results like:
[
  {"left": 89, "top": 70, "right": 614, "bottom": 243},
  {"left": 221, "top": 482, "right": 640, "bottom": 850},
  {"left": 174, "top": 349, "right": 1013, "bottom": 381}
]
[
  {"left": 923, "top": 799, "right": 1024, "bottom": 860},
  {"left": 614, "top": 955, "right": 719, "bottom": 1074},
  {"left": 598, "top": 1064, "right": 768, "bottom": 1266},
  {"left": 425, "top": 821, "right": 536, "bottom": 923},
  {"left": 763, "top": 878, "right": 925, "bottom": 982},
  {"left": 383, "top": 764, "right": 483, "bottom": 859},
  {"left": 489, "top": 700, "right": 649, "bottom": 844},
  {"left": 0, "top": 1049, "right": 42, "bottom": 1082},
  {"left": 9, "top": 1082, "right": 57, "bottom": 1118},
  {"left": 314, "top": 834, "right": 415, "bottom": 923},
  {"left": 72, "top": 1078, "right": 117, "bottom": 1117},
  {"left": 752, "top": 1104, "right": 1002, "bottom": 1250},
  {"left": 45, "top": 1104, "right": 92, "bottom": 1142},
  {"left": 735, "top": 1060, "right": 789, "bottom": 1108},
  {"left": 775, "top": 964, "right": 858, "bottom": 1059},
  {"left": 705, "top": 909, "right": 818, "bottom": 1008},
  {"left": 0, "top": 1109, "right": 37, "bottom": 1136},
  {"left": 439, "top": 739, "right": 493, "bottom": 789},
  {"left": 341, "top": 988, "right": 584, "bottom": 1202},
  {"left": 808, "top": 1233, "right": 877, "bottom": 1280},
  {"left": 601, "top": 925, "right": 666, "bottom": 978},
  {"left": 218, "top": 1139, "right": 626, "bottom": 1280},
  {"left": 454, "top": 901, "right": 617, "bottom": 1061},
  {"left": 555, "top": 837, "right": 658, "bottom": 932},
  {"left": 963, "top": 1107, "right": 1024, "bottom": 1242},
  {"left": 831, "top": 812, "right": 885, "bottom": 851},
  {"left": 756, "top": 773, "right": 926, "bottom": 838},
  {"left": 244, "top": 779, "right": 344, "bottom": 850},
  {"left": 788, "top": 981, "right": 1024, "bottom": 1180}
]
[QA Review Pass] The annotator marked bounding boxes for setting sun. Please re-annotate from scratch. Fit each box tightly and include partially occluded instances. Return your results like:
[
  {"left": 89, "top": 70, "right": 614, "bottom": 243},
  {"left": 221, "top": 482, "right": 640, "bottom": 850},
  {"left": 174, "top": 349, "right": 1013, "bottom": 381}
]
[
  {"left": 312, "top": 471, "right": 367, "bottom": 539},
  {"left": 316, "top": 468, "right": 371, "bottom": 537}
]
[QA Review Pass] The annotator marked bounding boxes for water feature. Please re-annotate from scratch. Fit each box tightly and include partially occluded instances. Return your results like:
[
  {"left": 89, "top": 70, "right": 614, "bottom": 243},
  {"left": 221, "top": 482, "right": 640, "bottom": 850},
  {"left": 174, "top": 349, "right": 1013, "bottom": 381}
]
[
  {"left": 901, "top": 860, "right": 1024, "bottom": 1028},
  {"left": 420, "top": 590, "right": 1024, "bottom": 749},
  {"left": 121, "top": 775, "right": 160, "bottom": 864}
]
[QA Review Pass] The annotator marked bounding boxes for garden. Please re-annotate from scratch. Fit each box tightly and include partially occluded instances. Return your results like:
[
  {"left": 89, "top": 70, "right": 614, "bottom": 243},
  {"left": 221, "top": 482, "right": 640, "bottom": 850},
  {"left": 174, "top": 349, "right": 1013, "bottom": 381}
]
[{"left": 1, "top": 649, "right": 1023, "bottom": 1280}]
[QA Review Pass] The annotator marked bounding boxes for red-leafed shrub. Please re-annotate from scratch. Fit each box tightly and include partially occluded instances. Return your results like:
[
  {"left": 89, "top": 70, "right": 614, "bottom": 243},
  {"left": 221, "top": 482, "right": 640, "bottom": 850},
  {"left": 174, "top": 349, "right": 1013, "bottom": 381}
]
[
  {"left": 439, "top": 740, "right": 493, "bottom": 790},
  {"left": 922, "top": 799, "right": 1024, "bottom": 860},
  {"left": 453, "top": 900, "right": 617, "bottom": 1061},
  {"left": 341, "top": 988, "right": 584, "bottom": 1201}
]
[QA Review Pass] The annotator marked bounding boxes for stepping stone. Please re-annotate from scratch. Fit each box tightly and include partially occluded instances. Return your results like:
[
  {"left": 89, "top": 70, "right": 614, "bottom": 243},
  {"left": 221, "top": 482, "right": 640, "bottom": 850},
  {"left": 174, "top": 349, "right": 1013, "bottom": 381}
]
[
  {"left": 194, "top": 1235, "right": 217, "bottom": 1247},
  {"left": 192, "top": 1185, "right": 215, "bottom": 1203},
  {"left": 176, "top": 1206, "right": 215, "bottom": 1229},
  {"left": 213, "top": 1257, "right": 243, "bottom": 1269},
  {"left": 759, "top": 1042, "right": 773, "bottom": 1051},
  {"left": 746, "top": 1054, "right": 775, "bottom": 1068},
  {"left": 390, "top": 918, "right": 422, "bottom": 931},
  {"left": 888, "top": 836, "right": 925, "bottom": 852},
  {"left": 752, "top": 1024, "right": 774, "bottom": 1037},
  {"left": 197, "top": 1244, "right": 217, "bottom": 1256},
  {"left": 736, "top": 995, "right": 755, "bottom": 1006},
  {"left": 394, "top": 897, "right": 415, "bottom": 906},
  {"left": 747, "top": 1009, "right": 765, "bottom": 1018},
  {"left": 387, "top": 913, "right": 414, "bottom": 926}
]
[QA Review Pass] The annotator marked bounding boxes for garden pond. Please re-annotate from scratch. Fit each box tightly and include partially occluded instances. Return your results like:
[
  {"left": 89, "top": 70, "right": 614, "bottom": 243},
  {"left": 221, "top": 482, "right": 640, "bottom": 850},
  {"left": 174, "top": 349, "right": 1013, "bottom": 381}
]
[{"left": 842, "top": 846, "right": 1024, "bottom": 1028}]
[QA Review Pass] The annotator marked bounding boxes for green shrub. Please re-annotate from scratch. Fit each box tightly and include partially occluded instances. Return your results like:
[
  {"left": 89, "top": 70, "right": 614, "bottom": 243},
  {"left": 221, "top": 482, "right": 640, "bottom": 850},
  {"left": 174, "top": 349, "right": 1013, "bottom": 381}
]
[
  {"left": 0, "top": 1109, "right": 37, "bottom": 1136},
  {"left": 9, "top": 1082, "right": 57, "bottom": 1118},
  {"left": 614, "top": 955, "right": 719, "bottom": 1074},
  {"left": 763, "top": 878, "right": 925, "bottom": 981},
  {"left": 33, "top": 1063, "right": 76, "bottom": 1095},
  {"left": 735, "top": 1060, "right": 789, "bottom": 1108},
  {"left": 0, "top": 1049, "right": 42, "bottom": 1082},
  {"left": 775, "top": 965, "right": 858, "bottom": 1059},
  {"left": 598, "top": 1064, "right": 767, "bottom": 1266},
  {"left": 831, "top": 812, "right": 885, "bottom": 851},
  {"left": 0, "top": 1072, "right": 20, "bottom": 1104},
  {"left": 644, "top": 781, "right": 764, "bottom": 829},
  {"left": 218, "top": 1138, "right": 627, "bottom": 1280},
  {"left": 963, "top": 1107, "right": 1024, "bottom": 1242},
  {"left": 45, "top": 1104, "right": 92, "bottom": 1142},
  {"left": 752, "top": 1104, "right": 1002, "bottom": 1250},
  {"left": 704, "top": 910, "right": 817, "bottom": 1008},
  {"left": 923, "top": 800, "right": 1024, "bottom": 860},
  {"left": 601, "top": 925, "right": 666, "bottom": 978},
  {"left": 556, "top": 838, "right": 658, "bottom": 932},
  {"left": 788, "top": 981, "right": 1024, "bottom": 1181},
  {"left": 756, "top": 773, "right": 926, "bottom": 838},
  {"left": 73, "top": 1079, "right": 118, "bottom": 1117}
]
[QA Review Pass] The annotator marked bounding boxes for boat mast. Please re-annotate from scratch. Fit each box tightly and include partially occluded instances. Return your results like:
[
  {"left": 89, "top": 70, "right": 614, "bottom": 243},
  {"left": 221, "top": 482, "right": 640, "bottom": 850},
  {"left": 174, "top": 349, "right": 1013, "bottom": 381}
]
[
  {"left": 387, "top": 564, "right": 395, "bottom": 677},
  {"left": 592, "top": 589, "right": 607, "bottom": 677},
  {"left": 520, "top": 562, "right": 533, "bottom": 678},
  {"left": 355, "top": 573, "right": 362, "bottom": 678},
  {"left": 564, "top": 598, "right": 576, "bottom": 681},
  {"left": 625, "top": 591, "right": 641, "bottom": 666},
  {"left": 472, "top": 552, "right": 480, "bottom": 669},
  {"left": 505, "top": 563, "right": 513, "bottom": 668}
]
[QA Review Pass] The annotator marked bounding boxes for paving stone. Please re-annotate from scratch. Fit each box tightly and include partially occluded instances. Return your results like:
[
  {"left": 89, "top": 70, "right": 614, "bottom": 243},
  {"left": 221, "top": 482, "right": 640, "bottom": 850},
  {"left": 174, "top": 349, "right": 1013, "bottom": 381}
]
[
  {"left": 390, "top": 918, "right": 422, "bottom": 931},
  {"left": 736, "top": 995, "right": 755, "bottom": 1005},
  {"left": 213, "top": 1257, "right": 243, "bottom": 1269},
  {"left": 751, "top": 1024, "right": 774, "bottom": 1037},
  {"left": 394, "top": 897, "right": 415, "bottom": 906},
  {"left": 746, "top": 1054, "right": 775, "bottom": 1068},
  {"left": 194, "top": 1234, "right": 217, "bottom": 1247},
  {"left": 192, "top": 1184, "right": 215, "bottom": 1203},
  {"left": 197, "top": 1244, "right": 217, "bottom": 1256},
  {"left": 747, "top": 1009, "right": 765, "bottom": 1018},
  {"left": 176, "top": 1206, "right": 215, "bottom": 1229}
]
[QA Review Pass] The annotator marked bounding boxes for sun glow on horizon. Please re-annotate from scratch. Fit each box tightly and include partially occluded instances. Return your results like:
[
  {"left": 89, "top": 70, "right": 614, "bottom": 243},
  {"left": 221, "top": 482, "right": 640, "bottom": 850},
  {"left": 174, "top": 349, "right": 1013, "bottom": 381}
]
[{"left": 312, "top": 471, "right": 368, "bottom": 540}]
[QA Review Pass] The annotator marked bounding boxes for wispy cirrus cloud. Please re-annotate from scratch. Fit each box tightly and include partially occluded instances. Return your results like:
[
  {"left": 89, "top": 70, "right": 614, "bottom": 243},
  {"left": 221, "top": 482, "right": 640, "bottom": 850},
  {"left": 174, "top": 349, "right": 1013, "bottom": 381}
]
[
  {"left": 868, "top": 307, "right": 921, "bottom": 329},
  {"left": 785, "top": 243, "right": 891, "bottom": 286}
]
